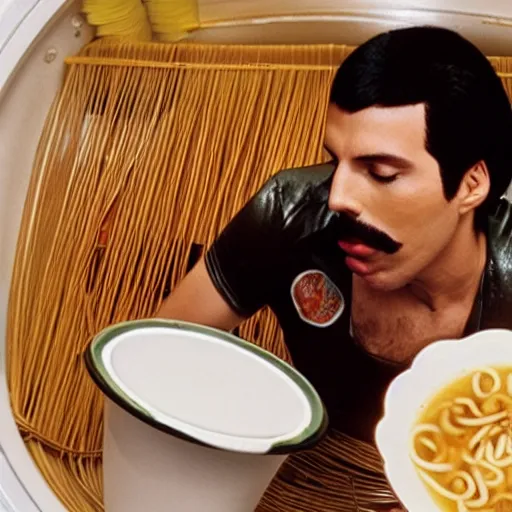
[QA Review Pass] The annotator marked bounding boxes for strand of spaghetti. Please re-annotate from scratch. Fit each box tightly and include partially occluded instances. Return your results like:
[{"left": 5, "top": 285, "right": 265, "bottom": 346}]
[
  {"left": 63, "top": 55, "right": 512, "bottom": 78},
  {"left": 15, "top": 413, "right": 102, "bottom": 456},
  {"left": 64, "top": 55, "right": 342, "bottom": 71}
]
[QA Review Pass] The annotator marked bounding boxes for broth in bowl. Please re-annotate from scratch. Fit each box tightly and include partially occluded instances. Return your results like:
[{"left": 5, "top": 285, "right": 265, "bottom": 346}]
[{"left": 410, "top": 366, "right": 512, "bottom": 511}]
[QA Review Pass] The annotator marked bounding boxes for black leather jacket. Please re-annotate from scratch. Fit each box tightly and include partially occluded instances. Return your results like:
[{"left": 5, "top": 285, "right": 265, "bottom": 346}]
[{"left": 205, "top": 162, "right": 512, "bottom": 442}]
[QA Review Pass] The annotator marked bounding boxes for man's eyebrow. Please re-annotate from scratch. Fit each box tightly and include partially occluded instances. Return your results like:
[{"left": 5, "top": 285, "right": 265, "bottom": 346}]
[
  {"left": 355, "top": 153, "right": 414, "bottom": 169},
  {"left": 323, "top": 144, "right": 414, "bottom": 169}
]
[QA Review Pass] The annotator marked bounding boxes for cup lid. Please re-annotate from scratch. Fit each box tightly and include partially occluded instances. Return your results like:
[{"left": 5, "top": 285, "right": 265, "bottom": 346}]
[{"left": 85, "top": 319, "right": 327, "bottom": 454}]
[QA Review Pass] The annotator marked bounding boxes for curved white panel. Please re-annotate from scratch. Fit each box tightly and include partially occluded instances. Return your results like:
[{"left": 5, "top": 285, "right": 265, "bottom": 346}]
[
  {"left": 199, "top": 0, "right": 512, "bottom": 21},
  {"left": 1, "top": 0, "right": 66, "bottom": 94},
  {"left": 192, "top": 7, "right": 512, "bottom": 55},
  {"left": 0, "top": 1, "right": 94, "bottom": 510},
  {"left": 0, "top": 0, "right": 511, "bottom": 511}
]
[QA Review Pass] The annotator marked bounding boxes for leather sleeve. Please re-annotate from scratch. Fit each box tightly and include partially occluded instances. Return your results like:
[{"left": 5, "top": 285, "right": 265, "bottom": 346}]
[
  {"left": 205, "top": 174, "right": 286, "bottom": 317},
  {"left": 479, "top": 198, "right": 512, "bottom": 330}
]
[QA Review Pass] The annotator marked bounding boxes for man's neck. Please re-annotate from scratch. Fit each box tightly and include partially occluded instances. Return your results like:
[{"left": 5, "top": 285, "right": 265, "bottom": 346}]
[{"left": 407, "top": 218, "right": 487, "bottom": 312}]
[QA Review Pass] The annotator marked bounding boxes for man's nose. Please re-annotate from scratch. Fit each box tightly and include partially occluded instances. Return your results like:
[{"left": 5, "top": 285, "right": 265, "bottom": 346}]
[{"left": 328, "top": 163, "right": 363, "bottom": 216}]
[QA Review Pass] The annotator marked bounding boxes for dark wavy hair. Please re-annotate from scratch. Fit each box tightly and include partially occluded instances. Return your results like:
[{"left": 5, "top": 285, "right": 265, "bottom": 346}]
[{"left": 330, "top": 26, "right": 512, "bottom": 228}]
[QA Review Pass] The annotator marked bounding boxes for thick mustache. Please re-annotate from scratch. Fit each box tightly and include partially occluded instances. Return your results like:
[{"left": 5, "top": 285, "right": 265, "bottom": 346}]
[{"left": 335, "top": 212, "right": 403, "bottom": 255}]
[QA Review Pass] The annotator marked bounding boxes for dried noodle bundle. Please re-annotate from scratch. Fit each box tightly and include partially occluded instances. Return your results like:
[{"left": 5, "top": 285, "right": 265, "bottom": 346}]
[{"left": 7, "top": 40, "right": 512, "bottom": 511}]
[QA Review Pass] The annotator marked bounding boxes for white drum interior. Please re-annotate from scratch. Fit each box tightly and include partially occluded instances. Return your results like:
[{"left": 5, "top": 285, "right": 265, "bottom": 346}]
[
  {"left": 103, "top": 327, "right": 311, "bottom": 440},
  {"left": 2, "top": 1, "right": 512, "bottom": 510}
]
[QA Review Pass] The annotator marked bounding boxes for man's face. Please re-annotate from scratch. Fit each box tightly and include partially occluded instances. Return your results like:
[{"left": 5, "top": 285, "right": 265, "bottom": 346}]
[{"left": 324, "top": 103, "right": 462, "bottom": 290}]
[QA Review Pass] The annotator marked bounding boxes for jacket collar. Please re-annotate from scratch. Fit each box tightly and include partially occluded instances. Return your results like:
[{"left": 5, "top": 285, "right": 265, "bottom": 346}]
[{"left": 465, "top": 199, "right": 512, "bottom": 334}]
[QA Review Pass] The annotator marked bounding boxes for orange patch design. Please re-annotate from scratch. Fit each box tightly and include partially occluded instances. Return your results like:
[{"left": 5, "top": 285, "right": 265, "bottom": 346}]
[{"left": 291, "top": 270, "right": 344, "bottom": 327}]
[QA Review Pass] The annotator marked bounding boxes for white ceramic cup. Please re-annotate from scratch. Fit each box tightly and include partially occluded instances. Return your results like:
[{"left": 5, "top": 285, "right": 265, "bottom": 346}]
[{"left": 85, "top": 319, "right": 327, "bottom": 512}]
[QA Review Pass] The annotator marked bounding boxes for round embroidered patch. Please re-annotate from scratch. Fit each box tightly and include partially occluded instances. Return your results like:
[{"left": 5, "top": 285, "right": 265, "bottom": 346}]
[{"left": 291, "top": 270, "right": 345, "bottom": 327}]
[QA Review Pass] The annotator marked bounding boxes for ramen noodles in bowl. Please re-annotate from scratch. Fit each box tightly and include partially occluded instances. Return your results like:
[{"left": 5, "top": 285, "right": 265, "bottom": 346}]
[
  {"left": 376, "top": 330, "right": 512, "bottom": 512},
  {"left": 411, "top": 367, "right": 512, "bottom": 511}
]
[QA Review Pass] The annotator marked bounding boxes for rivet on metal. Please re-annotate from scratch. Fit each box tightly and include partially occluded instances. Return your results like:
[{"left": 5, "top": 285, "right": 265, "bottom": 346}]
[
  {"left": 71, "top": 15, "right": 84, "bottom": 29},
  {"left": 71, "top": 14, "right": 84, "bottom": 37},
  {"left": 44, "top": 47, "right": 58, "bottom": 63}
]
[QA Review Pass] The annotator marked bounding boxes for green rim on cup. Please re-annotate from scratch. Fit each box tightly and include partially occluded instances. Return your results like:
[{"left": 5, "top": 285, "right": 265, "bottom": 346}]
[{"left": 84, "top": 319, "right": 328, "bottom": 454}]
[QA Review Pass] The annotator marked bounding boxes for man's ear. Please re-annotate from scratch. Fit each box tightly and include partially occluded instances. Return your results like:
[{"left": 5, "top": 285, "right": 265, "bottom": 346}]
[{"left": 457, "top": 161, "right": 490, "bottom": 214}]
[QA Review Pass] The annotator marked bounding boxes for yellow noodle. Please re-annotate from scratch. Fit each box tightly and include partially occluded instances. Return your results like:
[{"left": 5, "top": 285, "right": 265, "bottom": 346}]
[
  {"left": 469, "top": 425, "right": 492, "bottom": 451},
  {"left": 441, "top": 408, "right": 467, "bottom": 435},
  {"left": 473, "top": 368, "right": 501, "bottom": 399},
  {"left": 412, "top": 367, "right": 512, "bottom": 511},
  {"left": 482, "top": 393, "right": 512, "bottom": 415},
  {"left": 477, "top": 460, "right": 505, "bottom": 488},
  {"left": 496, "top": 433, "right": 508, "bottom": 460},
  {"left": 418, "top": 469, "right": 476, "bottom": 502},
  {"left": 420, "top": 436, "right": 439, "bottom": 454},
  {"left": 466, "top": 468, "right": 489, "bottom": 508},
  {"left": 457, "top": 411, "right": 508, "bottom": 427},
  {"left": 455, "top": 397, "right": 484, "bottom": 418}
]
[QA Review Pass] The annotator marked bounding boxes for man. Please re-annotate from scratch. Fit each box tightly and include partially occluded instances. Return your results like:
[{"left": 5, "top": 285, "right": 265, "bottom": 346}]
[{"left": 157, "top": 26, "right": 512, "bottom": 511}]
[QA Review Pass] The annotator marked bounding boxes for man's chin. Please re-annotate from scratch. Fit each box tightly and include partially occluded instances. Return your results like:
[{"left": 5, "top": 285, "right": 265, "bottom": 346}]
[{"left": 354, "top": 270, "right": 406, "bottom": 292}]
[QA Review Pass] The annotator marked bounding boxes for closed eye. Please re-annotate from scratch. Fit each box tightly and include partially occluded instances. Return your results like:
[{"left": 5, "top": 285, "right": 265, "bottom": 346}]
[
  {"left": 370, "top": 172, "right": 398, "bottom": 184},
  {"left": 323, "top": 144, "right": 401, "bottom": 183},
  {"left": 366, "top": 162, "right": 398, "bottom": 184}
]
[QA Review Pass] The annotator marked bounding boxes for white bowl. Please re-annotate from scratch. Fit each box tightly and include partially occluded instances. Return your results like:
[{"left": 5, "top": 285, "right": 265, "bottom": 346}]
[{"left": 375, "top": 328, "right": 512, "bottom": 511}]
